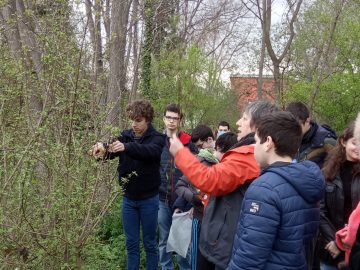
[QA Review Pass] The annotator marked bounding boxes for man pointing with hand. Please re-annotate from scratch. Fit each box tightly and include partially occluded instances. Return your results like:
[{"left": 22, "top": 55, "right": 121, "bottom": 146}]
[{"left": 168, "top": 101, "right": 278, "bottom": 270}]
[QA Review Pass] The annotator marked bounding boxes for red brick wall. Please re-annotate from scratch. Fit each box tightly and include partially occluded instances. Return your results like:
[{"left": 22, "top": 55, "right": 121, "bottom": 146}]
[{"left": 230, "top": 76, "right": 276, "bottom": 109}]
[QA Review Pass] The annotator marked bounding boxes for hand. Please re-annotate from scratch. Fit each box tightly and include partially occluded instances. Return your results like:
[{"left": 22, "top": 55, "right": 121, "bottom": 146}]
[
  {"left": 109, "top": 141, "right": 125, "bottom": 153},
  {"left": 337, "top": 260, "right": 348, "bottom": 269},
  {"left": 338, "top": 230, "right": 351, "bottom": 249},
  {"left": 325, "top": 241, "right": 341, "bottom": 258},
  {"left": 89, "top": 142, "right": 106, "bottom": 159},
  {"left": 169, "top": 133, "right": 184, "bottom": 157},
  {"left": 188, "top": 207, "right": 194, "bottom": 219}
]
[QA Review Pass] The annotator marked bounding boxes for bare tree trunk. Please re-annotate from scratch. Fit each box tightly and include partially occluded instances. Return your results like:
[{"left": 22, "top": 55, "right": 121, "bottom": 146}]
[
  {"left": 257, "top": 0, "right": 266, "bottom": 100},
  {"left": 0, "top": 1, "right": 22, "bottom": 61},
  {"left": 103, "top": 0, "right": 111, "bottom": 41},
  {"left": 85, "top": 0, "right": 96, "bottom": 47},
  {"left": 86, "top": 0, "right": 106, "bottom": 118},
  {"left": 106, "top": 0, "right": 132, "bottom": 127},
  {"left": 130, "top": 0, "right": 140, "bottom": 102},
  {"left": 76, "top": 246, "right": 82, "bottom": 270},
  {"left": 309, "top": 0, "right": 345, "bottom": 113},
  {"left": 263, "top": 0, "right": 302, "bottom": 104},
  {"left": 273, "top": 61, "right": 281, "bottom": 103},
  {"left": 86, "top": 0, "right": 105, "bottom": 77},
  {"left": 94, "top": 0, "right": 104, "bottom": 85},
  {"left": 15, "top": 0, "right": 45, "bottom": 129}
]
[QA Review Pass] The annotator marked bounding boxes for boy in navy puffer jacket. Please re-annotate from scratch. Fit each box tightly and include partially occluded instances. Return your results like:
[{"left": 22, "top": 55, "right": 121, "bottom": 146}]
[{"left": 227, "top": 111, "right": 325, "bottom": 270}]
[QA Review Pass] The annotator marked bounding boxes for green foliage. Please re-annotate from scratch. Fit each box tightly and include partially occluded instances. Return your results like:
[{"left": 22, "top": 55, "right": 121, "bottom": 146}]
[
  {"left": 0, "top": 1, "right": 121, "bottom": 268},
  {"left": 140, "top": 0, "right": 154, "bottom": 99},
  {"left": 82, "top": 197, "right": 127, "bottom": 270},
  {"left": 150, "top": 44, "right": 240, "bottom": 131},
  {"left": 285, "top": 0, "right": 360, "bottom": 132},
  {"left": 285, "top": 73, "right": 360, "bottom": 132}
]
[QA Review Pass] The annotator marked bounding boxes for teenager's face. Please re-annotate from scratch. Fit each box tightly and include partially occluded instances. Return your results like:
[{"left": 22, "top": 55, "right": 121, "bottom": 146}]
[
  {"left": 342, "top": 137, "right": 359, "bottom": 162},
  {"left": 217, "top": 125, "right": 229, "bottom": 138},
  {"left": 236, "top": 112, "right": 252, "bottom": 141},
  {"left": 194, "top": 138, "right": 215, "bottom": 150},
  {"left": 218, "top": 125, "right": 229, "bottom": 133},
  {"left": 131, "top": 117, "right": 149, "bottom": 137},
  {"left": 163, "top": 111, "right": 181, "bottom": 131}
]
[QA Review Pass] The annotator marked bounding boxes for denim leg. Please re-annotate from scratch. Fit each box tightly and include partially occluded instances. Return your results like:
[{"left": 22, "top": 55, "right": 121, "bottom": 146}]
[
  {"left": 177, "top": 254, "right": 191, "bottom": 270},
  {"left": 158, "top": 200, "right": 174, "bottom": 270},
  {"left": 191, "top": 218, "right": 200, "bottom": 270},
  {"left": 320, "top": 262, "right": 340, "bottom": 270},
  {"left": 139, "top": 195, "right": 159, "bottom": 270},
  {"left": 122, "top": 197, "right": 140, "bottom": 270}
]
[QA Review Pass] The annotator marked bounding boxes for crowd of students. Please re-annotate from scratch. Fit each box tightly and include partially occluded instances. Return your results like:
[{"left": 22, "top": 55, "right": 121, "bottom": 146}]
[{"left": 90, "top": 99, "right": 360, "bottom": 270}]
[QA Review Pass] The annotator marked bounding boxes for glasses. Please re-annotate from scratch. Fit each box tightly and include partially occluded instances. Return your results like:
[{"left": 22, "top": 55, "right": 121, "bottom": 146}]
[{"left": 165, "top": 116, "right": 180, "bottom": 121}]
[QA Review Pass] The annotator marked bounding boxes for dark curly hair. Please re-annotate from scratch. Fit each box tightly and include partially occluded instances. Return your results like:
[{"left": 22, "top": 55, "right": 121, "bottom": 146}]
[
  {"left": 126, "top": 100, "right": 154, "bottom": 123},
  {"left": 322, "top": 121, "right": 360, "bottom": 181}
]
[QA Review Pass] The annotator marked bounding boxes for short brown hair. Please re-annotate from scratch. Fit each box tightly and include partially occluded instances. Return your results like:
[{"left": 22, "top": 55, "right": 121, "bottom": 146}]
[
  {"left": 191, "top": 124, "right": 214, "bottom": 142},
  {"left": 126, "top": 100, "right": 154, "bottom": 122},
  {"left": 164, "top": 103, "right": 183, "bottom": 119},
  {"left": 256, "top": 111, "right": 302, "bottom": 158},
  {"left": 285, "top": 101, "right": 310, "bottom": 124}
]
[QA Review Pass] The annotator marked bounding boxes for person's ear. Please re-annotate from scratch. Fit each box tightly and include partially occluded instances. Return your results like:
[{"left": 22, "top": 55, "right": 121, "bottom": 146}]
[{"left": 265, "top": 136, "right": 274, "bottom": 152}]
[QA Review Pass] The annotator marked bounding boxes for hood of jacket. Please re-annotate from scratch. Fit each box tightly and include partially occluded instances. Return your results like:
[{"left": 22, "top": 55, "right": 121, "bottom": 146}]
[
  {"left": 265, "top": 160, "right": 325, "bottom": 203},
  {"left": 179, "top": 131, "right": 192, "bottom": 145},
  {"left": 198, "top": 148, "right": 219, "bottom": 164},
  {"left": 301, "top": 121, "right": 335, "bottom": 149}
]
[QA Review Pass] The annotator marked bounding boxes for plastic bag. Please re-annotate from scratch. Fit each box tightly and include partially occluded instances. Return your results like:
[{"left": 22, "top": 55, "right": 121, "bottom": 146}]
[{"left": 166, "top": 211, "right": 192, "bottom": 258}]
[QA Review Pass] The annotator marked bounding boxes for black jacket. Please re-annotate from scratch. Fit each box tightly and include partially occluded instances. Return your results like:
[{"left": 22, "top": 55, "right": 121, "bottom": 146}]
[
  {"left": 159, "top": 131, "right": 197, "bottom": 205},
  {"left": 319, "top": 173, "right": 360, "bottom": 264},
  {"left": 173, "top": 151, "right": 218, "bottom": 219},
  {"left": 107, "top": 125, "right": 166, "bottom": 200},
  {"left": 199, "top": 133, "right": 255, "bottom": 269},
  {"left": 297, "top": 121, "right": 337, "bottom": 168}
]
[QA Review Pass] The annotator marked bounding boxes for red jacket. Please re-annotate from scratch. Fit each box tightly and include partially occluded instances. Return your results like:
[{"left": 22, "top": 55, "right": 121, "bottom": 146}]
[
  {"left": 336, "top": 201, "right": 360, "bottom": 264},
  {"left": 174, "top": 145, "right": 260, "bottom": 196}
]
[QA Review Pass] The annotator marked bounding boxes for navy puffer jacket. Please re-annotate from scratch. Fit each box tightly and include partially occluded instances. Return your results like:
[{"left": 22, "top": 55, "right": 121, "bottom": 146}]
[{"left": 226, "top": 161, "right": 325, "bottom": 270}]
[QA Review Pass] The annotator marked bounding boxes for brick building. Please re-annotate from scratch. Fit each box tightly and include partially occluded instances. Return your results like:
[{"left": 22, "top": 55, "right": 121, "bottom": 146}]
[{"left": 230, "top": 74, "right": 276, "bottom": 109}]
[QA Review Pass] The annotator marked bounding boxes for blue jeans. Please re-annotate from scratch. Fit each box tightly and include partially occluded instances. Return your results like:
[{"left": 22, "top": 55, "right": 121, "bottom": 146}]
[
  {"left": 158, "top": 200, "right": 191, "bottom": 270},
  {"left": 320, "top": 262, "right": 339, "bottom": 270},
  {"left": 122, "top": 195, "right": 159, "bottom": 270}
]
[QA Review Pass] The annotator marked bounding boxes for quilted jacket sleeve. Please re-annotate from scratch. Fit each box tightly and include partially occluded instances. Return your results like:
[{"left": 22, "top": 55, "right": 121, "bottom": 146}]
[
  {"left": 226, "top": 182, "right": 281, "bottom": 270},
  {"left": 174, "top": 147, "right": 260, "bottom": 196}
]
